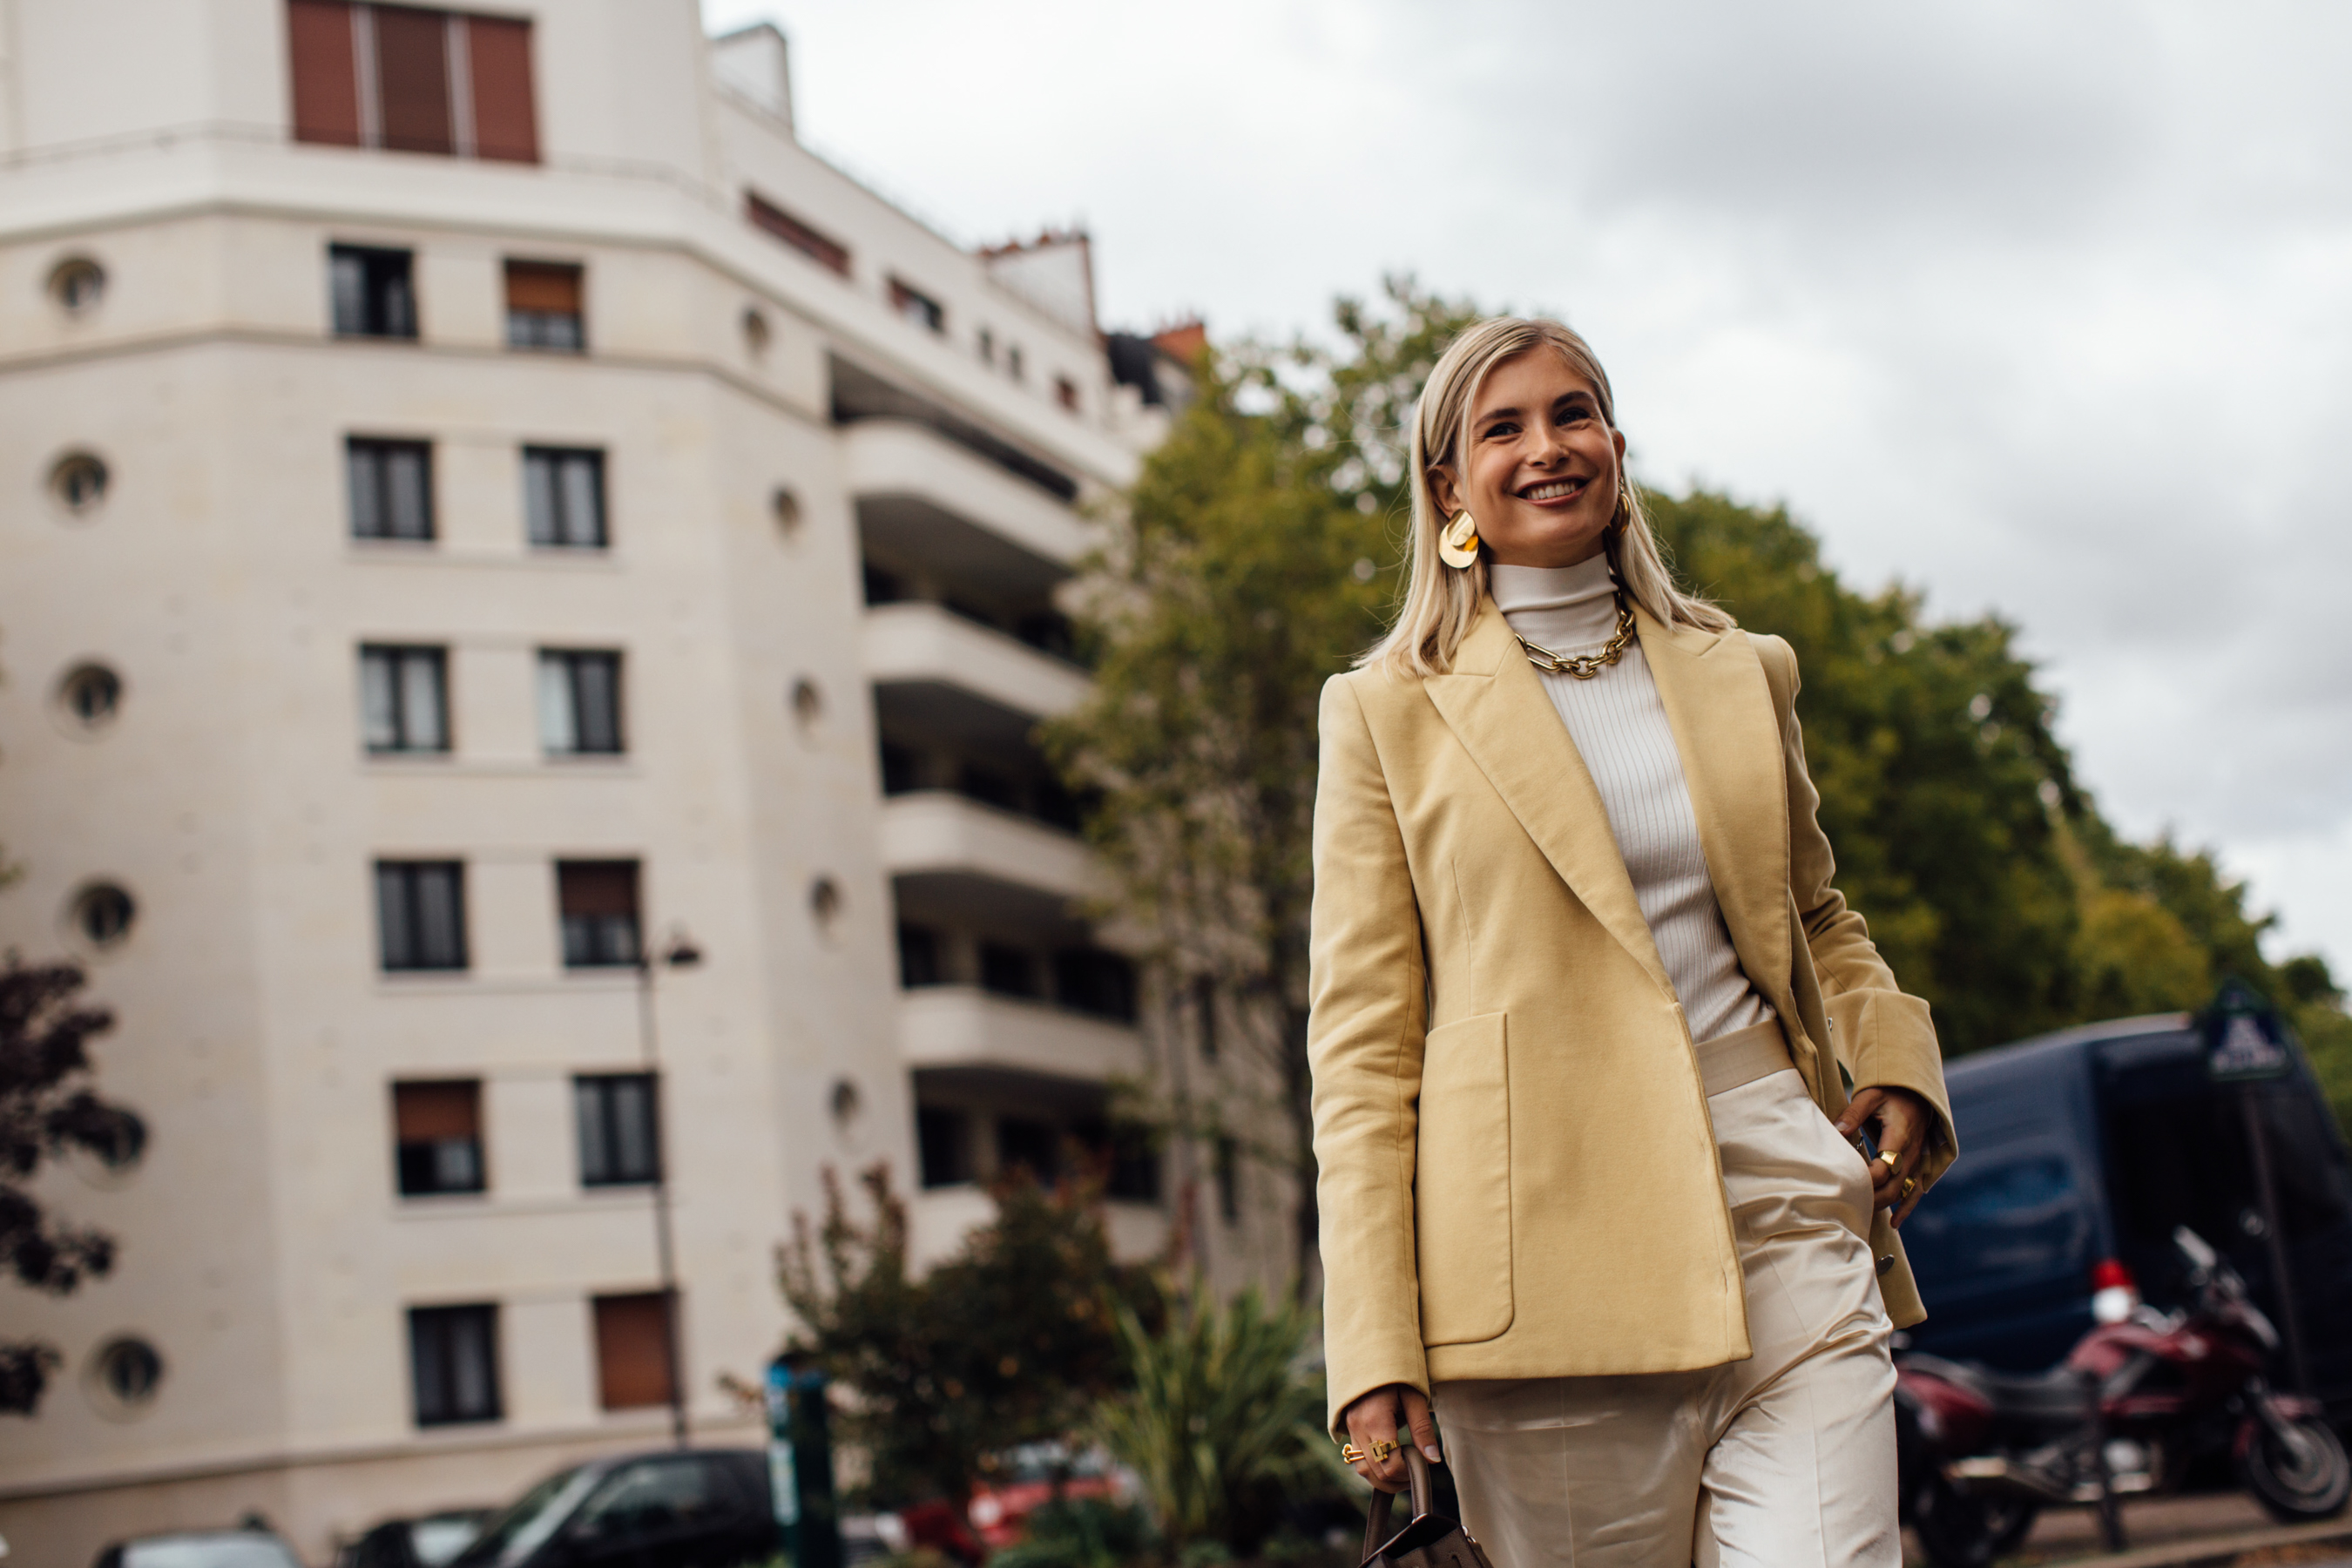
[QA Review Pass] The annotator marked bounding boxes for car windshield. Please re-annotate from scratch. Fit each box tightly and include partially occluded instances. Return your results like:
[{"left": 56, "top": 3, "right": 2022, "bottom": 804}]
[
  {"left": 454, "top": 1467, "right": 598, "bottom": 1567},
  {"left": 410, "top": 1517, "right": 485, "bottom": 1567},
  {"left": 122, "top": 1537, "right": 304, "bottom": 1568}
]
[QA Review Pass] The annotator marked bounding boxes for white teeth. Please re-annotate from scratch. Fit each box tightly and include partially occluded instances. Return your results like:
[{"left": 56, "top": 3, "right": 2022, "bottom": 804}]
[{"left": 1524, "top": 480, "right": 1583, "bottom": 501}]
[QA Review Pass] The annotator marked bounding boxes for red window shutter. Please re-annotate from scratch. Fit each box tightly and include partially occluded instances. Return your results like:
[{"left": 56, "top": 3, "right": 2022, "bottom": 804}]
[
  {"left": 287, "top": 0, "right": 362, "bottom": 146},
  {"left": 747, "top": 191, "right": 851, "bottom": 277},
  {"left": 393, "top": 1080, "right": 481, "bottom": 1142},
  {"left": 467, "top": 15, "right": 540, "bottom": 164},
  {"left": 504, "top": 261, "right": 582, "bottom": 314},
  {"left": 373, "top": 4, "right": 454, "bottom": 155},
  {"left": 593, "top": 1294, "right": 675, "bottom": 1409}
]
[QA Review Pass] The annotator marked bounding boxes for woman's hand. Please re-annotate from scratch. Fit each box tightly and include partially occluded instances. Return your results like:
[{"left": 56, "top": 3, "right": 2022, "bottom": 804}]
[
  {"left": 1835, "top": 1085, "right": 1933, "bottom": 1226},
  {"left": 1342, "top": 1383, "right": 1441, "bottom": 1494}
]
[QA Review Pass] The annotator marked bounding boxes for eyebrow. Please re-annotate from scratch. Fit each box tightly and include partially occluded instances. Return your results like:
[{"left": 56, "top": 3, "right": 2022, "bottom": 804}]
[{"left": 1475, "top": 391, "right": 1596, "bottom": 426}]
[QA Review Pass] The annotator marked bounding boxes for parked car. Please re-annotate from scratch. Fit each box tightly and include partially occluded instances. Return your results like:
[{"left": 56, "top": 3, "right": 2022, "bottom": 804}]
[
  {"left": 448, "top": 1449, "right": 777, "bottom": 1568},
  {"left": 341, "top": 1510, "right": 496, "bottom": 1568},
  {"left": 964, "top": 1443, "right": 1124, "bottom": 1550},
  {"left": 92, "top": 1531, "right": 305, "bottom": 1568},
  {"left": 1898, "top": 1013, "right": 2352, "bottom": 1419}
]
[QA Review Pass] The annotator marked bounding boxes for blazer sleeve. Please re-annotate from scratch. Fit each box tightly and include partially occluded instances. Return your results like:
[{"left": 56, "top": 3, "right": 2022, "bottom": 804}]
[
  {"left": 1758, "top": 635, "right": 1957, "bottom": 1183},
  {"left": 1308, "top": 674, "right": 1432, "bottom": 1434}
]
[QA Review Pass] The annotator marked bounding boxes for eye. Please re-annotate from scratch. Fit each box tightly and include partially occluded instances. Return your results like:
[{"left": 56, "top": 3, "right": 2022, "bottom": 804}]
[{"left": 1480, "top": 419, "right": 1521, "bottom": 440}]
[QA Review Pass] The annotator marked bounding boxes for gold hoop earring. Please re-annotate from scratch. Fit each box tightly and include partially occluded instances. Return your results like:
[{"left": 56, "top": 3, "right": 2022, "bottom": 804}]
[{"left": 1437, "top": 510, "right": 1481, "bottom": 569}]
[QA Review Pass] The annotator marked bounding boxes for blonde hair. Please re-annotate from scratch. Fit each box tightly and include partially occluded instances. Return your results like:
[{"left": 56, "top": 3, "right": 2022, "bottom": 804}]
[{"left": 1360, "top": 316, "right": 1733, "bottom": 679}]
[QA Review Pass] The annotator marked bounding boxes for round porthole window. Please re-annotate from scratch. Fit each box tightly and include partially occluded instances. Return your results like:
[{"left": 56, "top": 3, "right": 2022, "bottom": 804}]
[
  {"left": 71, "top": 882, "right": 138, "bottom": 950},
  {"left": 57, "top": 662, "right": 124, "bottom": 731},
  {"left": 87, "top": 1336, "right": 164, "bottom": 1415},
  {"left": 48, "top": 256, "right": 106, "bottom": 315},
  {"left": 49, "top": 450, "right": 110, "bottom": 516},
  {"left": 742, "top": 306, "right": 771, "bottom": 360},
  {"left": 770, "top": 485, "right": 801, "bottom": 537}
]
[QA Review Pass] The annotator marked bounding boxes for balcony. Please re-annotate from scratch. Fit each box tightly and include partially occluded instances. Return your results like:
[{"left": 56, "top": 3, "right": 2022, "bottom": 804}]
[
  {"left": 864, "top": 601, "right": 1089, "bottom": 727},
  {"left": 899, "top": 986, "right": 1145, "bottom": 1082},
  {"left": 845, "top": 419, "right": 1091, "bottom": 578},
  {"left": 880, "top": 792, "right": 1101, "bottom": 910}
]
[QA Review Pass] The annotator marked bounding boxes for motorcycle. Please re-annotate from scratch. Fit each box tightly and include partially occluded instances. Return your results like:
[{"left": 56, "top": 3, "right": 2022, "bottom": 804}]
[{"left": 1896, "top": 1226, "right": 2349, "bottom": 1568}]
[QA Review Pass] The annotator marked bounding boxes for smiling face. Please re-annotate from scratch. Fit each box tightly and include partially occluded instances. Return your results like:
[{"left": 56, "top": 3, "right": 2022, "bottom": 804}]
[{"left": 1430, "top": 348, "right": 1627, "bottom": 569}]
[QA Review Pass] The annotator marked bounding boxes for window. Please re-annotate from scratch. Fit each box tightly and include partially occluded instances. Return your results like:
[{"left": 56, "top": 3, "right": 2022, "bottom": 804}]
[
  {"left": 329, "top": 246, "right": 416, "bottom": 339},
  {"left": 558, "top": 861, "right": 640, "bottom": 970},
  {"left": 591, "top": 1293, "right": 676, "bottom": 1410},
  {"left": 505, "top": 260, "right": 584, "bottom": 351},
  {"left": 897, "top": 923, "right": 943, "bottom": 988},
  {"left": 375, "top": 861, "right": 467, "bottom": 971},
  {"left": 998, "top": 1116, "right": 1058, "bottom": 1183},
  {"left": 537, "top": 650, "right": 624, "bottom": 755},
  {"left": 58, "top": 663, "right": 124, "bottom": 730},
  {"left": 393, "top": 1079, "right": 483, "bottom": 1195},
  {"left": 1054, "top": 950, "right": 1138, "bottom": 1023},
  {"left": 1215, "top": 1136, "right": 1240, "bottom": 1224},
  {"left": 746, "top": 191, "right": 850, "bottom": 277},
  {"left": 524, "top": 446, "right": 605, "bottom": 548},
  {"left": 571, "top": 1457, "right": 738, "bottom": 1540},
  {"left": 889, "top": 278, "right": 944, "bottom": 335},
  {"left": 916, "top": 1107, "right": 972, "bottom": 1187},
  {"left": 956, "top": 764, "right": 1019, "bottom": 813},
  {"left": 977, "top": 328, "right": 995, "bottom": 366},
  {"left": 1054, "top": 375, "right": 1079, "bottom": 413},
  {"left": 360, "top": 645, "right": 449, "bottom": 753},
  {"left": 90, "top": 1336, "right": 165, "bottom": 1410},
  {"left": 576, "top": 1073, "right": 660, "bottom": 1186},
  {"left": 49, "top": 451, "right": 108, "bottom": 514},
  {"left": 409, "top": 1303, "right": 501, "bottom": 1425},
  {"left": 1007, "top": 345, "right": 1024, "bottom": 382},
  {"left": 879, "top": 742, "right": 921, "bottom": 795},
  {"left": 71, "top": 882, "right": 137, "bottom": 949},
  {"left": 979, "top": 943, "right": 1037, "bottom": 999},
  {"left": 289, "top": 2, "right": 538, "bottom": 162},
  {"left": 1193, "top": 975, "right": 1219, "bottom": 1062},
  {"left": 348, "top": 439, "right": 434, "bottom": 540}
]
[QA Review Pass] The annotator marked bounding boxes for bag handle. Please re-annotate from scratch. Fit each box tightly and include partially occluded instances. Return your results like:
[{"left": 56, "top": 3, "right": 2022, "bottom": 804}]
[{"left": 1360, "top": 1446, "right": 1435, "bottom": 1562}]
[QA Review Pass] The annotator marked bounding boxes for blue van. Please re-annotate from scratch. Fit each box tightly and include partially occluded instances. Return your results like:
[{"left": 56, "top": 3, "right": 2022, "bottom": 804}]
[{"left": 1898, "top": 1013, "right": 2352, "bottom": 1418}]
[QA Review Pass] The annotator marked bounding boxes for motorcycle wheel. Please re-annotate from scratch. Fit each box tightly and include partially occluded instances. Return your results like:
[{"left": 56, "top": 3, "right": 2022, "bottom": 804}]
[
  {"left": 1909, "top": 1470, "right": 2038, "bottom": 1568},
  {"left": 2239, "top": 1416, "right": 2352, "bottom": 1523}
]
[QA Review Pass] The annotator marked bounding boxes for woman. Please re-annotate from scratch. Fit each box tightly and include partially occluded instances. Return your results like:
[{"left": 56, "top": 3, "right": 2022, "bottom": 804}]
[{"left": 1309, "top": 317, "right": 1956, "bottom": 1568}]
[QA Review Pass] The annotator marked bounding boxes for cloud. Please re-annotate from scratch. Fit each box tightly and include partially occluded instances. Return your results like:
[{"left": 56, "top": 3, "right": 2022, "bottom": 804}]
[{"left": 705, "top": 0, "right": 2352, "bottom": 971}]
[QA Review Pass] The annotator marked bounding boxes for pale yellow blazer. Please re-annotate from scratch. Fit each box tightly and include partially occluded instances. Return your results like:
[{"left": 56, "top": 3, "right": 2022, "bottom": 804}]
[{"left": 1308, "top": 599, "right": 1957, "bottom": 1430}]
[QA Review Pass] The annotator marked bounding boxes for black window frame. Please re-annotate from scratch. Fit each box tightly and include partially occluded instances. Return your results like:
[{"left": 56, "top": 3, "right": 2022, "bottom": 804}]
[
  {"left": 347, "top": 437, "right": 436, "bottom": 543},
  {"left": 408, "top": 1302, "right": 503, "bottom": 1426},
  {"left": 897, "top": 923, "right": 943, "bottom": 988},
  {"left": 916, "top": 1105, "right": 972, "bottom": 1188},
  {"left": 330, "top": 244, "right": 418, "bottom": 340},
  {"left": 575, "top": 1071, "right": 663, "bottom": 1187},
  {"left": 359, "top": 644, "right": 450, "bottom": 754},
  {"left": 557, "top": 859, "right": 642, "bottom": 970},
  {"left": 392, "top": 1079, "right": 486, "bottom": 1198},
  {"left": 537, "top": 649, "right": 625, "bottom": 756},
  {"left": 375, "top": 860, "right": 469, "bottom": 973},
  {"left": 523, "top": 445, "right": 607, "bottom": 549}
]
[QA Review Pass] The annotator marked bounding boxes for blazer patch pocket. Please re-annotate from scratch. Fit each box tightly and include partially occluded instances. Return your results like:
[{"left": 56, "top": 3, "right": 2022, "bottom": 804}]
[{"left": 1415, "top": 1010, "right": 1513, "bottom": 1345}]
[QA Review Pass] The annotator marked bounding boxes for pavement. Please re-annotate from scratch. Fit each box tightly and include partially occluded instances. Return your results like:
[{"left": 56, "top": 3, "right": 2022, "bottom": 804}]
[{"left": 1905, "top": 1490, "right": 2352, "bottom": 1567}]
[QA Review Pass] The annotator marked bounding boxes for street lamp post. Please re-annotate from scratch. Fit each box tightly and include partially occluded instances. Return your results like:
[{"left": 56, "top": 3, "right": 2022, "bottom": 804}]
[{"left": 636, "top": 927, "right": 701, "bottom": 1448}]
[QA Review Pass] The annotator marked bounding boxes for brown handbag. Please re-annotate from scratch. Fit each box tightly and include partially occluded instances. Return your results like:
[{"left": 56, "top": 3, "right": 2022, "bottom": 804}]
[{"left": 1360, "top": 1448, "right": 1497, "bottom": 1568}]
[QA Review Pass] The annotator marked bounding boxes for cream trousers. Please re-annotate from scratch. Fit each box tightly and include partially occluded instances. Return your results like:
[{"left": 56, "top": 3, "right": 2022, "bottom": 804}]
[{"left": 1432, "top": 1032, "right": 1899, "bottom": 1568}]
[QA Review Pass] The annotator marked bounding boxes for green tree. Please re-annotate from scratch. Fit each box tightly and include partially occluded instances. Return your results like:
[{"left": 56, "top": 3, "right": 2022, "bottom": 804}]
[
  {"left": 776, "top": 1165, "right": 1151, "bottom": 1510},
  {"left": 2, "top": 956, "right": 145, "bottom": 1414}
]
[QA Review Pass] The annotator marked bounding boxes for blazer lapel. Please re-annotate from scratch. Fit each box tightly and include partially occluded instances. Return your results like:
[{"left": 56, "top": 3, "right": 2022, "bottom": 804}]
[
  {"left": 1637, "top": 607, "right": 1794, "bottom": 1004},
  {"left": 1424, "top": 604, "right": 1675, "bottom": 1004}
]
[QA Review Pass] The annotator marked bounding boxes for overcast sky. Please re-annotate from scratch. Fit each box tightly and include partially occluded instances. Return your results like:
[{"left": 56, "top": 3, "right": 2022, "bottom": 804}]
[{"left": 702, "top": 0, "right": 2352, "bottom": 982}]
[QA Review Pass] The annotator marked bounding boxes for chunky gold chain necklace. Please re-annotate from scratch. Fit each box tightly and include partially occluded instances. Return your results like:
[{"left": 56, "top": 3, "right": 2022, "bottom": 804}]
[{"left": 1512, "top": 592, "right": 1636, "bottom": 680}]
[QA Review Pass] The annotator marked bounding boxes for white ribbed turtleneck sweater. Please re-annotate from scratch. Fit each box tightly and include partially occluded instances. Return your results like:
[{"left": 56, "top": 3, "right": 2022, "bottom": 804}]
[{"left": 1490, "top": 553, "right": 1774, "bottom": 1044}]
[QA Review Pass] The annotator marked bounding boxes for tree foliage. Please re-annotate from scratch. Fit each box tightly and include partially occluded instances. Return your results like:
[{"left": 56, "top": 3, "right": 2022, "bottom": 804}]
[
  {"left": 776, "top": 1165, "right": 1153, "bottom": 1510},
  {"left": 1092, "top": 1284, "right": 1333, "bottom": 1556},
  {"left": 1051, "top": 275, "right": 2352, "bottom": 1244},
  {"left": 2, "top": 956, "right": 145, "bottom": 1414}
]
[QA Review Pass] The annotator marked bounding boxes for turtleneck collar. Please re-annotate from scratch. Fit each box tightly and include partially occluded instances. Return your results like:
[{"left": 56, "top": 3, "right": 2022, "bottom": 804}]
[{"left": 1490, "top": 551, "right": 1620, "bottom": 652}]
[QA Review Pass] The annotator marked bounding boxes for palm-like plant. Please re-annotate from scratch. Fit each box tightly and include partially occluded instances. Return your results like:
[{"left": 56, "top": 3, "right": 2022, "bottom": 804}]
[{"left": 1093, "top": 1284, "right": 1334, "bottom": 1553}]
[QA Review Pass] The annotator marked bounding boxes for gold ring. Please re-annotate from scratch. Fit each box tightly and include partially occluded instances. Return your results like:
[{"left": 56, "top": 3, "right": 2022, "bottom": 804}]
[
  {"left": 1341, "top": 1443, "right": 1368, "bottom": 1463},
  {"left": 1900, "top": 1176, "right": 1918, "bottom": 1198},
  {"left": 1371, "top": 1438, "right": 1397, "bottom": 1463},
  {"left": 1876, "top": 1149, "right": 1901, "bottom": 1170}
]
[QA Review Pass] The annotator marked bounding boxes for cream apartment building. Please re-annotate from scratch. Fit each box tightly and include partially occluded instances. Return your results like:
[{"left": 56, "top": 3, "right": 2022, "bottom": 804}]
[{"left": 0, "top": 3, "right": 1252, "bottom": 1559}]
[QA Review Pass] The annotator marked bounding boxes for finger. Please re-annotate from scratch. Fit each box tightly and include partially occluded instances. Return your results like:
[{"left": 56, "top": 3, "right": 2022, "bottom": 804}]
[
  {"left": 1402, "top": 1388, "right": 1443, "bottom": 1463},
  {"left": 1834, "top": 1086, "right": 1884, "bottom": 1139}
]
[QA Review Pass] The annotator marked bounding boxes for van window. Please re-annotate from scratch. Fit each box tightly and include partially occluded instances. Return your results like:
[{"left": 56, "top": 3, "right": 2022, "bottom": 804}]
[
  {"left": 1905, "top": 1147, "right": 2088, "bottom": 1298},
  {"left": 2105, "top": 1079, "right": 2352, "bottom": 1247}
]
